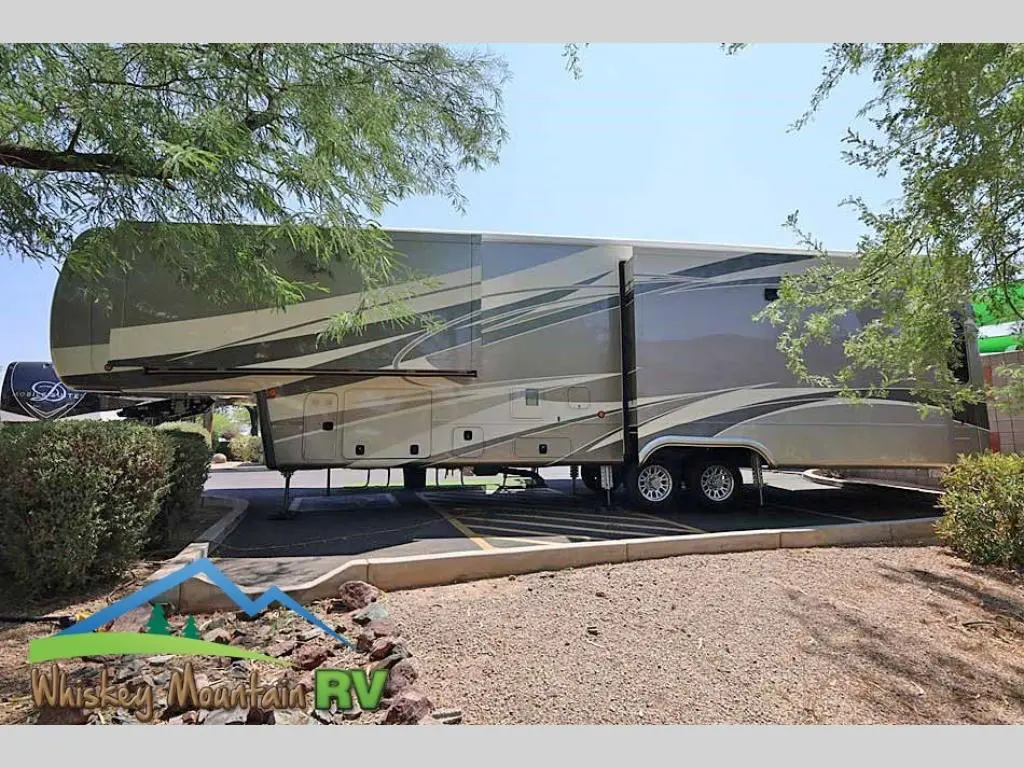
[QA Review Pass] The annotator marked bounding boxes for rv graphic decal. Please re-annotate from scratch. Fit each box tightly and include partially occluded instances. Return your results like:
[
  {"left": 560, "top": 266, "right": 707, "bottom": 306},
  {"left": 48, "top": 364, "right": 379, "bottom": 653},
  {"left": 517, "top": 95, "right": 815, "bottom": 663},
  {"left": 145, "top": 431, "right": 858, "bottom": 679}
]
[{"left": 2, "top": 362, "right": 86, "bottom": 420}]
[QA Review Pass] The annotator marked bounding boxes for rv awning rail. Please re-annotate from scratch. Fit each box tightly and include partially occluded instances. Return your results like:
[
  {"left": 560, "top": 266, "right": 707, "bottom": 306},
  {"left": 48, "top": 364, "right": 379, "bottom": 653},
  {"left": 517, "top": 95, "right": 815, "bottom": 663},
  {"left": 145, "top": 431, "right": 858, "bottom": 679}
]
[{"left": 104, "top": 362, "right": 477, "bottom": 379}]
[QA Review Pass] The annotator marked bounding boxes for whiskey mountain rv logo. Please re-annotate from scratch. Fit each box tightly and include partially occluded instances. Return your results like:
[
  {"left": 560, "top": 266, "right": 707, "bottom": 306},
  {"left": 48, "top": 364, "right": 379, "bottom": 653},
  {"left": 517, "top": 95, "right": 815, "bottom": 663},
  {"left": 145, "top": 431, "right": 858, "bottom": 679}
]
[{"left": 26, "top": 559, "right": 390, "bottom": 722}]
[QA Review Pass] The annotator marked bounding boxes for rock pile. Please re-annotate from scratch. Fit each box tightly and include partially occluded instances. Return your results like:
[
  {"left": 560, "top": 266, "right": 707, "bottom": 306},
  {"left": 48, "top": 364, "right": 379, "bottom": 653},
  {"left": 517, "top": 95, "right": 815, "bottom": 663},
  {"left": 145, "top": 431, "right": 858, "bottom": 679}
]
[{"left": 30, "top": 580, "right": 460, "bottom": 726}]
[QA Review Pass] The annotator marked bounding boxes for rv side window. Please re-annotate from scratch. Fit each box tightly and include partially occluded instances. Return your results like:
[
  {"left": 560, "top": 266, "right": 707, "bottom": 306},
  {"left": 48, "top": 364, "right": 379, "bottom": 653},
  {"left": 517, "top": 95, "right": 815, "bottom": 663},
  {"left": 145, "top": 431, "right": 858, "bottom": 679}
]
[{"left": 524, "top": 388, "right": 540, "bottom": 407}]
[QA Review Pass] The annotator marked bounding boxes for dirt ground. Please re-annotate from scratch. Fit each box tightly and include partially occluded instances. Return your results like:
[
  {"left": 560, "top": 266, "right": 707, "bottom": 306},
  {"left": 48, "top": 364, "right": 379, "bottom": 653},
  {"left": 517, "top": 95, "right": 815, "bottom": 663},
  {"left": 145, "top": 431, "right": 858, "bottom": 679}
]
[{"left": 384, "top": 545, "right": 1024, "bottom": 724}]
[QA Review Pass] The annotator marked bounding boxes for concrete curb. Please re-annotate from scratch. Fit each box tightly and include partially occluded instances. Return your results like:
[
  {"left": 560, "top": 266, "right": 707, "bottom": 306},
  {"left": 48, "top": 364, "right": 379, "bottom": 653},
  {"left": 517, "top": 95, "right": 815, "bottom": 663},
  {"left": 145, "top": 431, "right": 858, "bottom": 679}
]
[
  {"left": 166, "top": 515, "right": 941, "bottom": 613},
  {"left": 803, "top": 469, "right": 945, "bottom": 496},
  {"left": 148, "top": 494, "right": 250, "bottom": 606}
]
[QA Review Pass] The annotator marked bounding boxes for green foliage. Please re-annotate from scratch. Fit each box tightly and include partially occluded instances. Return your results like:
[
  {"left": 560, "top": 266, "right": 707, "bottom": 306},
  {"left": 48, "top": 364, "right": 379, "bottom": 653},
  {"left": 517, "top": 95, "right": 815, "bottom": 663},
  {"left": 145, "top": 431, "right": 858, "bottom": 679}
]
[
  {"left": 148, "top": 430, "right": 211, "bottom": 548},
  {"left": 725, "top": 44, "right": 1024, "bottom": 413},
  {"left": 212, "top": 406, "right": 249, "bottom": 441},
  {"left": 157, "top": 420, "right": 212, "bottom": 449},
  {"left": 228, "top": 434, "right": 264, "bottom": 464},
  {"left": 0, "top": 421, "right": 172, "bottom": 599},
  {"left": 146, "top": 604, "right": 171, "bottom": 636},
  {"left": 937, "top": 452, "right": 1024, "bottom": 567},
  {"left": 0, "top": 44, "right": 508, "bottom": 333}
]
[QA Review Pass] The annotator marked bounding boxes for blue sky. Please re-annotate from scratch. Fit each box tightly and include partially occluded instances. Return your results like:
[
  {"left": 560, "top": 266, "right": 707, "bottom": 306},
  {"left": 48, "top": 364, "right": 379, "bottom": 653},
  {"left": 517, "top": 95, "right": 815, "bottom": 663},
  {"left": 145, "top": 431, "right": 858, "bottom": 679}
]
[{"left": 0, "top": 43, "right": 897, "bottom": 365}]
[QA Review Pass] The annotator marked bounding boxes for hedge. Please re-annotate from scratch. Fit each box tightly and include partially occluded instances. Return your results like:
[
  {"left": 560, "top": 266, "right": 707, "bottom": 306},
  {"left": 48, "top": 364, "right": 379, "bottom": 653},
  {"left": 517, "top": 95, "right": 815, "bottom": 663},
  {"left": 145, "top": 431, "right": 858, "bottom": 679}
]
[
  {"left": 228, "top": 434, "right": 264, "bottom": 464},
  {"left": 0, "top": 420, "right": 211, "bottom": 599},
  {"left": 157, "top": 420, "right": 213, "bottom": 449},
  {"left": 938, "top": 452, "right": 1024, "bottom": 568},
  {"left": 147, "top": 427, "right": 212, "bottom": 549}
]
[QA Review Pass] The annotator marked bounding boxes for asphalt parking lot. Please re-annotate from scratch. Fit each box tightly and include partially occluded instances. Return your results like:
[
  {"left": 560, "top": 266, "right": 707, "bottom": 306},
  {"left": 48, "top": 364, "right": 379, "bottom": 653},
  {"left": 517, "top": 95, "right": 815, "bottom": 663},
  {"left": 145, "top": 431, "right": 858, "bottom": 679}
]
[{"left": 205, "top": 467, "right": 941, "bottom": 587}]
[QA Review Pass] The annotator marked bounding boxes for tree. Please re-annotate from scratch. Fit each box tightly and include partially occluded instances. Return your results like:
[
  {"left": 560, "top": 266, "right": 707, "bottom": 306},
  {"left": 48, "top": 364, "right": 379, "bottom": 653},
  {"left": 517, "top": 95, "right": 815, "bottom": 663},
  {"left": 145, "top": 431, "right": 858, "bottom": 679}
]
[
  {"left": 181, "top": 615, "right": 200, "bottom": 640},
  {"left": 724, "top": 44, "right": 1024, "bottom": 413},
  {"left": 146, "top": 603, "right": 171, "bottom": 635},
  {"left": 0, "top": 44, "right": 508, "bottom": 337},
  {"left": 212, "top": 405, "right": 250, "bottom": 441}
]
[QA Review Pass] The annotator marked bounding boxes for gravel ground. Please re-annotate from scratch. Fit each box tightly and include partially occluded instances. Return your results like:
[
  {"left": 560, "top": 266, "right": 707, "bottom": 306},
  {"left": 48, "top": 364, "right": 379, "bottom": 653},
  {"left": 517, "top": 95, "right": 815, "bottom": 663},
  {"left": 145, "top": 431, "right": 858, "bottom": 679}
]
[{"left": 385, "top": 545, "right": 1024, "bottom": 724}]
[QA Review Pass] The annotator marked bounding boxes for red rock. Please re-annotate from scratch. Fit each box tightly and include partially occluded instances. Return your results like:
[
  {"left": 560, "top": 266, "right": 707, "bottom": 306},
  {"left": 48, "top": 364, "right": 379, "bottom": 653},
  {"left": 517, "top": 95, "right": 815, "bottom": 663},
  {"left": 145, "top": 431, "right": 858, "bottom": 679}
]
[
  {"left": 334, "top": 581, "right": 380, "bottom": 612},
  {"left": 369, "top": 637, "right": 396, "bottom": 661},
  {"left": 355, "top": 629, "right": 376, "bottom": 653},
  {"left": 267, "top": 639, "right": 298, "bottom": 658},
  {"left": 383, "top": 658, "right": 418, "bottom": 697},
  {"left": 367, "top": 619, "right": 400, "bottom": 638},
  {"left": 383, "top": 689, "right": 432, "bottom": 725},
  {"left": 107, "top": 606, "right": 151, "bottom": 633},
  {"left": 35, "top": 707, "right": 90, "bottom": 725},
  {"left": 202, "top": 627, "right": 232, "bottom": 644},
  {"left": 293, "top": 643, "right": 330, "bottom": 671}
]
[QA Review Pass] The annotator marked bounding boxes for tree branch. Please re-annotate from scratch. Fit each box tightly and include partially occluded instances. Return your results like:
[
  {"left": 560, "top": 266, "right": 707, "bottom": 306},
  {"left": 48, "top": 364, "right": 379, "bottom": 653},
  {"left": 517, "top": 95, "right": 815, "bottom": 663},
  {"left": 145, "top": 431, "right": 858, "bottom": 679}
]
[
  {"left": 66, "top": 120, "right": 82, "bottom": 152},
  {"left": 0, "top": 144, "right": 161, "bottom": 177}
]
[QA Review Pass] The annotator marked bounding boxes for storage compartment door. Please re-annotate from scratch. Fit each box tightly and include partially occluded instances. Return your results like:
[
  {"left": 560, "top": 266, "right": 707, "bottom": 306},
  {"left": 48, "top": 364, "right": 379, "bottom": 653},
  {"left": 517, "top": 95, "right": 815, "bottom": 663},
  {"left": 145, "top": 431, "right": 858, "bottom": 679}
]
[{"left": 302, "top": 393, "right": 339, "bottom": 462}]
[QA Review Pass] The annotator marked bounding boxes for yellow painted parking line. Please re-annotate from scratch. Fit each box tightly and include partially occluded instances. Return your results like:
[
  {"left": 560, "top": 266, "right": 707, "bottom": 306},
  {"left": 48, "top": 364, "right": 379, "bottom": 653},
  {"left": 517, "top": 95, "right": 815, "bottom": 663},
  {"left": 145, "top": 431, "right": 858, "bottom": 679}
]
[
  {"left": 488, "top": 534, "right": 562, "bottom": 547},
  {"left": 458, "top": 508, "right": 694, "bottom": 534},
  {"left": 417, "top": 492, "right": 494, "bottom": 550},
  {"left": 456, "top": 514, "right": 692, "bottom": 539},
  {"left": 440, "top": 509, "right": 495, "bottom": 550}
]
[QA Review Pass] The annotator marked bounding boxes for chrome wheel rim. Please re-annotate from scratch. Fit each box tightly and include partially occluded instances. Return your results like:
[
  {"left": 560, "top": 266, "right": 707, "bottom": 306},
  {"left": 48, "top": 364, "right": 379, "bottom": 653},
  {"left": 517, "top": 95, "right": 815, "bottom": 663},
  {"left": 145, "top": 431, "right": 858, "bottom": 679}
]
[
  {"left": 637, "top": 464, "right": 673, "bottom": 503},
  {"left": 700, "top": 465, "right": 735, "bottom": 502}
]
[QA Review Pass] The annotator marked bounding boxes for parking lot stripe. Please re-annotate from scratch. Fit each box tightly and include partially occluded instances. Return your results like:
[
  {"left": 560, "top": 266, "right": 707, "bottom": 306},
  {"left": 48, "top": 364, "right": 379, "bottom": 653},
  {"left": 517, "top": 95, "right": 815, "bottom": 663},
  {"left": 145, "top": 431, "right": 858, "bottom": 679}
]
[
  {"left": 628, "top": 509, "right": 707, "bottom": 534},
  {"left": 456, "top": 509, "right": 694, "bottom": 534},
  {"left": 455, "top": 514, "right": 696, "bottom": 539},
  {"left": 416, "top": 492, "right": 495, "bottom": 550},
  {"left": 770, "top": 502, "right": 867, "bottom": 524},
  {"left": 488, "top": 534, "right": 561, "bottom": 547}
]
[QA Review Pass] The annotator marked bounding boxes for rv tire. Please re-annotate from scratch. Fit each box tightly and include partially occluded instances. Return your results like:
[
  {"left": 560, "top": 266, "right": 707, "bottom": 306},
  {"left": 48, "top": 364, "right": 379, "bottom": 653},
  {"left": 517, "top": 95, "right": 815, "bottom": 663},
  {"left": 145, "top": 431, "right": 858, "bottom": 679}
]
[
  {"left": 403, "top": 467, "right": 427, "bottom": 491},
  {"left": 624, "top": 460, "right": 680, "bottom": 509},
  {"left": 685, "top": 459, "right": 742, "bottom": 508}
]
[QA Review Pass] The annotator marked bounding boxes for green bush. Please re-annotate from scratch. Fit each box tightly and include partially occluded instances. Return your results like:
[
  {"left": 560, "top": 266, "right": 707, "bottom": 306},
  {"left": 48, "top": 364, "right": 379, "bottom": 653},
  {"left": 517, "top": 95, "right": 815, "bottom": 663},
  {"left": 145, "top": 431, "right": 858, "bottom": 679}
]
[
  {"left": 0, "top": 421, "right": 172, "bottom": 598},
  {"left": 937, "top": 452, "right": 1024, "bottom": 567},
  {"left": 228, "top": 434, "right": 264, "bottom": 464},
  {"left": 147, "top": 431, "right": 211, "bottom": 549},
  {"left": 157, "top": 420, "right": 212, "bottom": 449}
]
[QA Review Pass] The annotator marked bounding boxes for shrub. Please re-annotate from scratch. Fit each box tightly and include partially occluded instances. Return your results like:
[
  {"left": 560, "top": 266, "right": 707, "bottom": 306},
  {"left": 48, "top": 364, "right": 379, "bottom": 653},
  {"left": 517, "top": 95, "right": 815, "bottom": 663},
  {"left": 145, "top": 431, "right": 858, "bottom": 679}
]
[
  {"left": 228, "top": 434, "right": 264, "bottom": 464},
  {"left": 0, "top": 421, "right": 172, "bottom": 598},
  {"left": 147, "top": 430, "right": 211, "bottom": 549},
  {"left": 157, "top": 420, "right": 212, "bottom": 449},
  {"left": 937, "top": 452, "right": 1024, "bottom": 567}
]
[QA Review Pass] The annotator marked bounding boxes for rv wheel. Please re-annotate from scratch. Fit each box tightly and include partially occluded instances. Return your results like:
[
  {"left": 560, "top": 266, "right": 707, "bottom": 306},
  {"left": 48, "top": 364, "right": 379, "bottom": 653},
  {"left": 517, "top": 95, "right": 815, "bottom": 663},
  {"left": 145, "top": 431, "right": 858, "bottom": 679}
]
[
  {"left": 625, "top": 460, "right": 679, "bottom": 509},
  {"left": 686, "top": 459, "right": 742, "bottom": 508},
  {"left": 403, "top": 467, "right": 427, "bottom": 491}
]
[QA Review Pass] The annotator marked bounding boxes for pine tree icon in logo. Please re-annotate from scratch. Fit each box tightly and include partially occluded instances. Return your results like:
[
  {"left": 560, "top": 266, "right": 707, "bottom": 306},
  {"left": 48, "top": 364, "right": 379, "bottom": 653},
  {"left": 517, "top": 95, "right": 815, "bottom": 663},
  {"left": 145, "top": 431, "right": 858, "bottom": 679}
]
[
  {"left": 146, "top": 604, "right": 172, "bottom": 635},
  {"left": 182, "top": 615, "right": 200, "bottom": 640}
]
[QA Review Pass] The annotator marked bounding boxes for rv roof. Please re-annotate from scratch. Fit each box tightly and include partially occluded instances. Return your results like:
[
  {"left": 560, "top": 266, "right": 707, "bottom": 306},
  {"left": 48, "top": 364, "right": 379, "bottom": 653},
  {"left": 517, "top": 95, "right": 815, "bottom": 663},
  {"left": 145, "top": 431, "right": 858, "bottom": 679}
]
[
  {"left": 72, "top": 222, "right": 856, "bottom": 260},
  {"left": 384, "top": 225, "right": 855, "bottom": 258}
]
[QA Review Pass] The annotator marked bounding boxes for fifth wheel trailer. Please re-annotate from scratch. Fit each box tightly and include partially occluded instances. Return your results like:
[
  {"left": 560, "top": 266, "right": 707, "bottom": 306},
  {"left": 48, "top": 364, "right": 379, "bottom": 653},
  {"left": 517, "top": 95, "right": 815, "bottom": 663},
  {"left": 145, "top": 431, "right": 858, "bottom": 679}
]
[{"left": 49, "top": 224, "right": 990, "bottom": 509}]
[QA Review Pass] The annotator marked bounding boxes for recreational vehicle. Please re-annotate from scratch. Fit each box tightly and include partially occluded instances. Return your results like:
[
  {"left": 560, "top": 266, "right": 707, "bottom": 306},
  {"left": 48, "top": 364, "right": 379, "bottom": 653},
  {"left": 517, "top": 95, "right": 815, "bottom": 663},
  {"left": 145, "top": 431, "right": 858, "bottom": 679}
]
[{"left": 49, "top": 224, "right": 989, "bottom": 509}]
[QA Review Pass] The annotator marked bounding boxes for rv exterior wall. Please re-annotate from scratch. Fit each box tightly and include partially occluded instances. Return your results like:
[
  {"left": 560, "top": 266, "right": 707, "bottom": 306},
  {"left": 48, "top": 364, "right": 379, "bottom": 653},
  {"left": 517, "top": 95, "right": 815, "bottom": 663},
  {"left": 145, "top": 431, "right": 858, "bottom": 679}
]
[{"left": 48, "top": 224, "right": 987, "bottom": 472}]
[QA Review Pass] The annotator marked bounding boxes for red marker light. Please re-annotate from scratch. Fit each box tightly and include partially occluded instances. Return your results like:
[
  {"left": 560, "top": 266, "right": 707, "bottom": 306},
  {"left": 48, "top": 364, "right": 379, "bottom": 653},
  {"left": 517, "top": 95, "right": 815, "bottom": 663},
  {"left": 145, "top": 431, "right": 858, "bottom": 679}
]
[{"left": 597, "top": 410, "right": 606, "bottom": 419}]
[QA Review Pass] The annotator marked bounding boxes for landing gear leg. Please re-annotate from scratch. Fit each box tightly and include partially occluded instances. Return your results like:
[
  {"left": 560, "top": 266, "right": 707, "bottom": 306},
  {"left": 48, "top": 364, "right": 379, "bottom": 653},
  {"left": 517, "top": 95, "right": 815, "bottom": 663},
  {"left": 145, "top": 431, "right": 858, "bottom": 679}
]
[
  {"left": 570, "top": 465, "right": 579, "bottom": 495},
  {"left": 326, "top": 468, "right": 332, "bottom": 497},
  {"left": 752, "top": 454, "right": 764, "bottom": 509},
  {"left": 600, "top": 465, "right": 614, "bottom": 509},
  {"left": 272, "top": 470, "right": 296, "bottom": 520}
]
